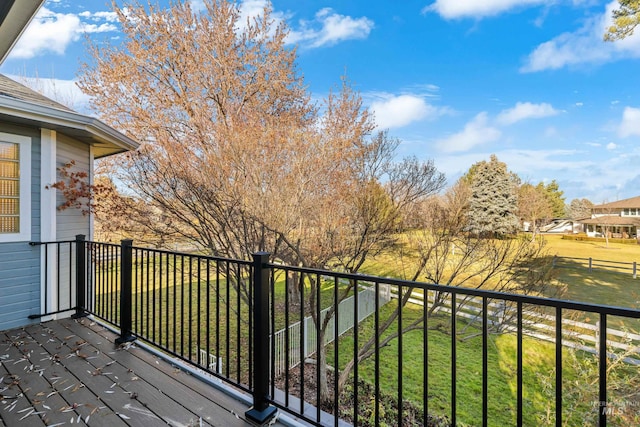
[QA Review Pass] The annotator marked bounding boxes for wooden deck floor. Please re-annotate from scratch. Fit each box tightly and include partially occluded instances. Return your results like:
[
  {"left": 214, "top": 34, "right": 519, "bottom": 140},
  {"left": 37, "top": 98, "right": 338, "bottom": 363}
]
[{"left": 0, "top": 318, "right": 281, "bottom": 427}]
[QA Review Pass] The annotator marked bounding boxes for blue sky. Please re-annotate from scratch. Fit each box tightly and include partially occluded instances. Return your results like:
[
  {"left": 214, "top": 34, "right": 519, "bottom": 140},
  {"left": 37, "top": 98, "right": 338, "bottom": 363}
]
[{"left": 2, "top": 0, "right": 640, "bottom": 203}]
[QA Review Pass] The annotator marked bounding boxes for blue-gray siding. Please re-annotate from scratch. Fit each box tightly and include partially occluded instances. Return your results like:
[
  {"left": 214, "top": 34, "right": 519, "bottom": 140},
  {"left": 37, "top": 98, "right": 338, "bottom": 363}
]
[
  {"left": 0, "top": 122, "right": 41, "bottom": 330},
  {"left": 54, "top": 135, "right": 90, "bottom": 308}
]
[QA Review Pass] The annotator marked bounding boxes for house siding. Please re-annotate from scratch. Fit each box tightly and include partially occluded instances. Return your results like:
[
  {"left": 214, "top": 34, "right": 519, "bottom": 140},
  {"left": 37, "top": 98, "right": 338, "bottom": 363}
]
[
  {"left": 54, "top": 134, "right": 91, "bottom": 312},
  {"left": 56, "top": 134, "right": 90, "bottom": 240},
  {"left": 0, "top": 122, "right": 41, "bottom": 330}
]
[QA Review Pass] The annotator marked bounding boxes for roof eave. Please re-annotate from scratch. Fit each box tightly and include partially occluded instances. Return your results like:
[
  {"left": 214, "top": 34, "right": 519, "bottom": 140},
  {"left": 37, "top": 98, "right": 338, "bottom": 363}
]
[
  {"left": 0, "top": 95, "right": 139, "bottom": 158},
  {"left": 0, "top": 0, "right": 45, "bottom": 65}
]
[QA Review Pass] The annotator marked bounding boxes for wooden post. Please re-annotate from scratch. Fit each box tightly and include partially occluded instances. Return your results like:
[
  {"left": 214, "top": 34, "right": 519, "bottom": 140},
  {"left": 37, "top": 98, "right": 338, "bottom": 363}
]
[
  {"left": 634, "top": 262, "right": 637, "bottom": 279},
  {"left": 589, "top": 257, "right": 593, "bottom": 273}
]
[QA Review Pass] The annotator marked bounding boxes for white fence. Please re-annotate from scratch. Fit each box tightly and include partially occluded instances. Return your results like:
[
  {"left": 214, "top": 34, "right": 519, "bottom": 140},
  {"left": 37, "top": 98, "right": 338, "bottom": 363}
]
[
  {"left": 198, "top": 348, "right": 222, "bottom": 374},
  {"left": 389, "top": 288, "right": 640, "bottom": 364},
  {"left": 272, "top": 284, "right": 392, "bottom": 377}
]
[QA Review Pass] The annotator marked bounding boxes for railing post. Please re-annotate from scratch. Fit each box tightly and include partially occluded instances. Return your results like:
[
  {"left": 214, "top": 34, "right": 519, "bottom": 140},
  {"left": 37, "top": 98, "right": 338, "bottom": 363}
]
[
  {"left": 72, "top": 234, "right": 87, "bottom": 318},
  {"left": 589, "top": 257, "right": 593, "bottom": 273},
  {"left": 246, "top": 252, "right": 277, "bottom": 425},
  {"left": 116, "top": 239, "right": 135, "bottom": 344},
  {"left": 633, "top": 261, "right": 637, "bottom": 279}
]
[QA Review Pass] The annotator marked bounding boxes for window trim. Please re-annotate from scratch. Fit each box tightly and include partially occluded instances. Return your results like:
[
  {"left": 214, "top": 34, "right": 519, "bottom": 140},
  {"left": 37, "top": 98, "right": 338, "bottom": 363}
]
[{"left": 0, "top": 132, "right": 31, "bottom": 243}]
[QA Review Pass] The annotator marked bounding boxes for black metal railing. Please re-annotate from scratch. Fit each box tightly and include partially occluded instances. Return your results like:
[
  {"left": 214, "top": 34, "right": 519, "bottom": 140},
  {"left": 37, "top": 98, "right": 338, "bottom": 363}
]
[
  {"left": 30, "top": 238, "right": 640, "bottom": 426},
  {"left": 29, "top": 237, "right": 81, "bottom": 319}
]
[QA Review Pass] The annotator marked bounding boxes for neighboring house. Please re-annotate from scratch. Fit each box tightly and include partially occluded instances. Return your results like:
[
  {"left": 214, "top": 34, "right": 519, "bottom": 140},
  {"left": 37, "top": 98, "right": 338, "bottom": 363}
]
[
  {"left": 0, "top": 1, "right": 138, "bottom": 330},
  {"left": 580, "top": 196, "right": 640, "bottom": 240}
]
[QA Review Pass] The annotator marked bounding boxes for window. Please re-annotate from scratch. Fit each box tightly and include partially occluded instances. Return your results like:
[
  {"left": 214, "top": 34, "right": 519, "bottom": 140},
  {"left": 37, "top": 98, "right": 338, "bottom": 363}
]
[{"left": 0, "top": 133, "right": 30, "bottom": 242}]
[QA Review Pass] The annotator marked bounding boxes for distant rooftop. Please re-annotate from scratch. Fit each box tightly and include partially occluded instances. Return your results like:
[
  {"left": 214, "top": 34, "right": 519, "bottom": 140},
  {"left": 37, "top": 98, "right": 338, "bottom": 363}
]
[{"left": 592, "top": 196, "right": 640, "bottom": 210}]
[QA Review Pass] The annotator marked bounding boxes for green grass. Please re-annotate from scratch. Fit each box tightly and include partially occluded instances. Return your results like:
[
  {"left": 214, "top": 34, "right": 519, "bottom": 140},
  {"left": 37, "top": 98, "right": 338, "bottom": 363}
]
[{"left": 328, "top": 299, "right": 639, "bottom": 426}]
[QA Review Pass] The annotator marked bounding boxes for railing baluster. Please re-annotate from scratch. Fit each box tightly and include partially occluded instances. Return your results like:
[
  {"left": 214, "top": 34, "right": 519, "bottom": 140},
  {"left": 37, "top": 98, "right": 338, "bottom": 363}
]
[
  {"left": 215, "top": 260, "right": 220, "bottom": 374},
  {"left": 599, "top": 314, "right": 607, "bottom": 427},
  {"left": 284, "top": 268, "right": 290, "bottom": 407},
  {"left": 43, "top": 244, "right": 49, "bottom": 314},
  {"left": 315, "top": 272, "right": 321, "bottom": 424},
  {"left": 69, "top": 241, "right": 73, "bottom": 311},
  {"left": 153, "top": 250, "right": 157, "bottom": 344},
  {"left": 397, "top": 284, "right": 403, "bottom": 427},
  {"left": 197, "top": 258, "right": 202, "bottom": 365},
  {"left": 173, "top": 253, "right": 177, "bottom": 354},
  {"left": 424, "top": 288, "right": 429, "bottom": 426},
  {"left": 299, "top": 272, "right": 305, "bottom": 416},
  {"left": 517, "top": 301, "right": 523, "bottom": 427},
  {"left": 189, "top": 256, "right": 194, "bottom": 362},
  {"left": 556, "top": 306, "right": 562, "bottom": 427},
  {"left": 158, "top": 251, "right": 163, "bottom": 347},
  {"left": 57, "top": 243, "right": 61, "bottom": 313},
  {"left": 206, "top": 258, "right": 210, "bottom": 373},
  {"left": 354, "top": 279, "right": 359, "bottom": 426},
  {"left": 236, "top": 262, "right": 241, "bottom": 383},
  {"left": 482, "top": 297, "right": 488, "bottom": 427},
  {"left": 335, "top": 276, "right": 341, "bottom": 427},
  {"left": 451, "top": 291, "right": 457, "bottom": 426},
  {"left": 181, "top": 254, "right": 185, "bottom": 358}
]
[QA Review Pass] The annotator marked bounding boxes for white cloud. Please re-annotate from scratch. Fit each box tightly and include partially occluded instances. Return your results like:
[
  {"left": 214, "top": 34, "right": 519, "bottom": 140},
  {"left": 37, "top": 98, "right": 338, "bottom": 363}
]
[
  {"left": 8, "top": 7, "right": 118, "bottom": 60},
  {"left": 78, "top": 11, "right": 119, "bottom": 22},
  {"left": 288, "top": 8, "right": 374, "bottom": 48},
  {"left": 238, "top": 0, "right": 271, "bottom": 26},
  {"left": 435, "top": 112, "right": 501, "bottom": 153},
  {"left": 522, "top": 1, "right": 640, "bottom": 72},
  {"left": 370, "top": 94, "right": 443, "bottom": 129},
  {"left": 607, "top": 142, "right": 618, "bottom": 150},
  {"left": 496, "top": 102, "right": 560, "bottom": 125},
  {"left": 424, "top": 0, "right": 549, "bottom": 20},
  {"left": 189, "top": 0, "right": 206, "bottom": 12},
  {"left": 618, "top": 107, "right": 640, "bottom": 138}
]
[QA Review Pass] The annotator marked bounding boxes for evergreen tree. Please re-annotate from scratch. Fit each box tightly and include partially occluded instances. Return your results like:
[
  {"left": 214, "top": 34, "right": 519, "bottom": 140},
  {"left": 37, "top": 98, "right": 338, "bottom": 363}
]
[
  {"left": 538, "top": 180, "right": 566, "bottom": 218},
  {"left": 467, "top": 155, "right": 520, "bottom": 236}
]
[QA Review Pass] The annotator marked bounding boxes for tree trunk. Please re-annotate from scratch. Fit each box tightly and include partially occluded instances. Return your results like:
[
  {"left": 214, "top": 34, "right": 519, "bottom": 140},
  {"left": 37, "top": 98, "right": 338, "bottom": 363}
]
[
  {"left": 288, "top": 270, "right": 301, "bottom": 305},
  {"left": 317, "top": 329, "right": 331, "bottom": 405}
]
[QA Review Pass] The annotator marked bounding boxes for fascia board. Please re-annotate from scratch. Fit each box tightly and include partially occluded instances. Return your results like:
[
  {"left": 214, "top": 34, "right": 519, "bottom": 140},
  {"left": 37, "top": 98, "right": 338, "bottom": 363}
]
[
  {"left": 0, "top": 1, "right": 45, "bottom": 65},
  {"left": 0, "top": 95, "right": 139, "bottom": 155}
]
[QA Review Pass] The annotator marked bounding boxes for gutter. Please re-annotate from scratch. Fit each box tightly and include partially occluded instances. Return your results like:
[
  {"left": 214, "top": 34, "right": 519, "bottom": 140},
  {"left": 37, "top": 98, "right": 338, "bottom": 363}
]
[{"left": 0, "top": 94, "right": 139, "bottom": 155}]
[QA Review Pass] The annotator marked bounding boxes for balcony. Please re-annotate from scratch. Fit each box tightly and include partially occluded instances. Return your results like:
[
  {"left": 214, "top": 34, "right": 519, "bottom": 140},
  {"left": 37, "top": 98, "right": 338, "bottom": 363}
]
[
  {"left": 6, "top": 236, "right": 640, "bottom": 426},
  {"left": 0, "top": 317, "right": 268, "bottom": 426}
]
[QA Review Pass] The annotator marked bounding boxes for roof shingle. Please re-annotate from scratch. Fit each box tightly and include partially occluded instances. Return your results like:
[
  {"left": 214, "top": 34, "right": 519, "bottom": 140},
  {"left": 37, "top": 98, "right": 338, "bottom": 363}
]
[{"left": 0, "top": 73, "right": 74, "bottom": 112}]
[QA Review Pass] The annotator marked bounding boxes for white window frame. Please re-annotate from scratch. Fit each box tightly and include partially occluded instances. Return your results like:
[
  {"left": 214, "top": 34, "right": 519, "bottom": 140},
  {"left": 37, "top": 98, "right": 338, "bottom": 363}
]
[{"left": 0, "top": 132, "right": 31, "bottom": 243}]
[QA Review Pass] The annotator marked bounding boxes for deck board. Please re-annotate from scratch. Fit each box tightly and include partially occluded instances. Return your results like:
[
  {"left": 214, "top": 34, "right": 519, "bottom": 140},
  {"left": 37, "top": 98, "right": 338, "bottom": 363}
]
[
  {"left": 0, "top": 318, "right": 284, "bottom": 427},
  {"left": 1, "top": 328, "right": 86, "bottom": 426},
  {"left": 32, "top": 321, "right": 159, "bottom": 426},
  {"left": 75, "top": 321, "right": 251, "bottom": 426}
]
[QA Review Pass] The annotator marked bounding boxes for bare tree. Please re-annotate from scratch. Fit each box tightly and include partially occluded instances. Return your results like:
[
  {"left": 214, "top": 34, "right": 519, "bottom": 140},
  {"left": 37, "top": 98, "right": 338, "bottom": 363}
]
[
  {"left": 518, "top": 182, "right": 553, "bottom": 241},
  {"left": 336, "top": 184, "right": 556, "bottom": 396},
  {"left": 78, "top": 0, "right": 447, "bottom": 405}
]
